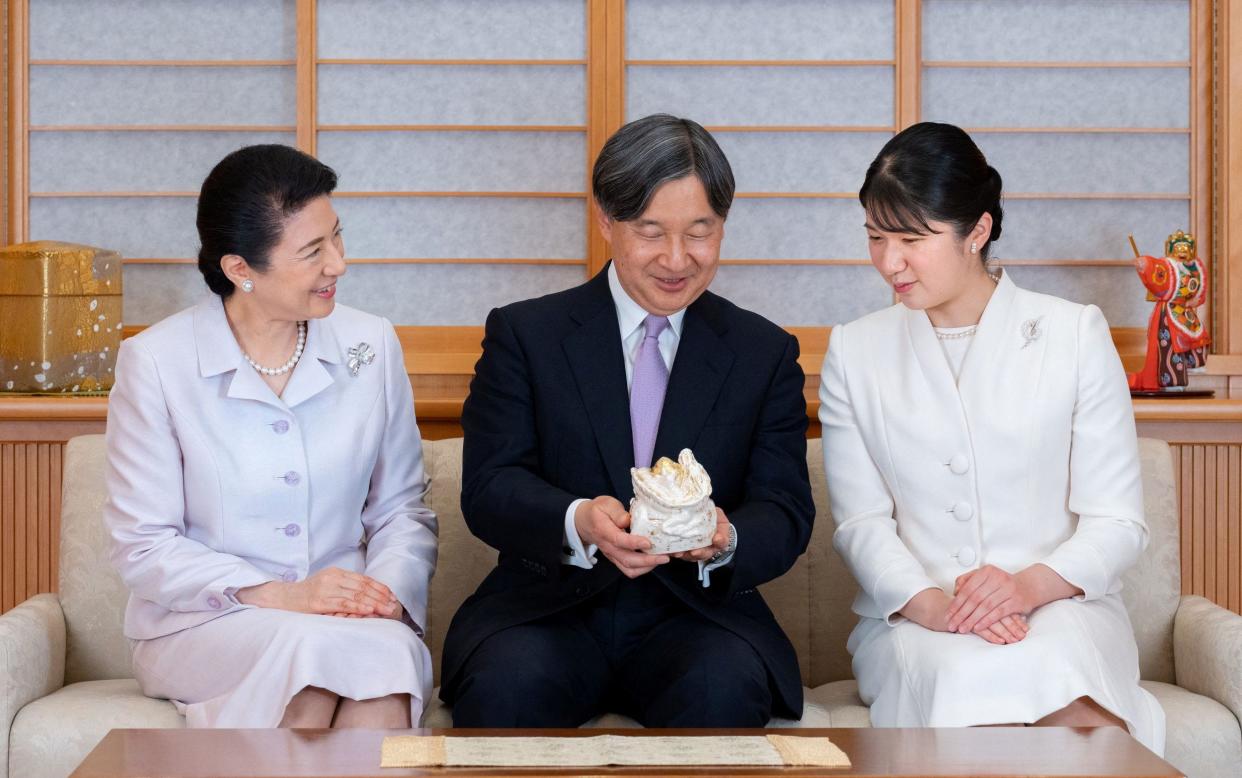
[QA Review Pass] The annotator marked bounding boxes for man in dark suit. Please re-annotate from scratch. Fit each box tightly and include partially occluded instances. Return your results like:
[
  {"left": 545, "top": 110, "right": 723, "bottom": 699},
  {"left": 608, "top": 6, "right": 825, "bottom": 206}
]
[{"left": 439, "top": 114, "right": 814, "bottom": 727}]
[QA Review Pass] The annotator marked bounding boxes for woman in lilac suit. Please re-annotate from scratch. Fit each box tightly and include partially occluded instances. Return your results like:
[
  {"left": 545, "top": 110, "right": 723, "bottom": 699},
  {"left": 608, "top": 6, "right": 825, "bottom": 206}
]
[{"left": 104, "top": 145, "right": 438, "bottom": 728}]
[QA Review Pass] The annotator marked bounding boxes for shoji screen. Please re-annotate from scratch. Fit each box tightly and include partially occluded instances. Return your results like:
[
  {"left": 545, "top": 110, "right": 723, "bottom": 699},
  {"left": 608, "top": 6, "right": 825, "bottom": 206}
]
[
  {"left": 21, "top": 0, "right": 591, "bottom": 327},
  {"left": 16, "top": 1, "right": 1206, "bottom": 330},
  {"left": 921, "top": 0, "right": 1198, "bottom": 328},
  {"left": 313, "top": 0, "right": 587, "bottom": 324},
  {"left": 26, "top": 0, "right": 297, "bottom": 325},
  {"left": 625, "top": 0, "right": 897, "bottom": 327}
]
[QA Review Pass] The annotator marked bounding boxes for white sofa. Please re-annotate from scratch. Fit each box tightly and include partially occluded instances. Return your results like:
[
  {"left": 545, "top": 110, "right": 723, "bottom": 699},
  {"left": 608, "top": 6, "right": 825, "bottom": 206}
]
[{"left": 2, "top": 435, "right": 1240, "bottom": 777}]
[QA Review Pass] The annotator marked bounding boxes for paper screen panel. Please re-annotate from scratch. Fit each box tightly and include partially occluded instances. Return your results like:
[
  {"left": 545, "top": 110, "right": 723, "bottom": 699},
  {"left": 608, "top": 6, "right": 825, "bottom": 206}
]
[
  {"left": 923, "top": 0, "right": 1188, "bottom": 62},
  {"left": 994, "top": 200, "right": 1190, "bottom": 262},
  {"left": 626, "top": 0, "right": 892, "bottom": 60},
  {"left": 332, "top": 197, "right": 585, "bottom": 260},
  {"left": 922, "top": 68, "right": 1188, "bottom": 130},
  {"left": 30, "top": 198, "right": 200, "bottom": 260},
  {"left": 972, "top": 133, "right": 1189, "bottom": 195},
  {"left": 325, "top": 264, "right": 584, "bottom": 325},
  {"left": 715, "top": 132, "right": 892, "bottom": 194},
  {"left": 122, "top": 263, "right": 584, "bottom": 326},
  {"left": 31, "top": 132, "right": 295, "bottom": 192},
  {"left": 317, "top": 65, "right": 586, "bottom": 126},
  {"left": 318, "top": 131, "right": 585, "bottom": 193},
  {"left": 723, "top": 199, "right": 868, "bottom": 261},
  {"left": 29, "top": 66, "right": 295, "bottom": 126},
  {"left": 316, "top": 0, "right": 585, "bottom": 59},
  {"left": 627, "top": 66, "right": 892, "bottom": 127},
  {"left": 710, "top": 266, "right": 892, "bottom": 327},
  {"left": 121, "top": 265, "right": 206, "bottom": 325},
  {"left": 30, "top": 0, "right": 294, "bottom": 60}
]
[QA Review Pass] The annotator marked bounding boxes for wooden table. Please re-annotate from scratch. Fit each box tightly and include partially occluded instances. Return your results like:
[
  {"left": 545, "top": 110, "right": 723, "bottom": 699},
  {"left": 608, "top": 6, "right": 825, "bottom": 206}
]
[{"left": 71, "top": 727, "right": 1183, "bottom": 777}]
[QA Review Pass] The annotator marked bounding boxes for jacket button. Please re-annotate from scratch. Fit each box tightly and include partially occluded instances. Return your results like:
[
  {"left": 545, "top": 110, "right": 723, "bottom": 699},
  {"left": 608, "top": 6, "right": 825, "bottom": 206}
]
[
  {"left": 282, "top": 471, "right": 301, "bottom": 486},
  {"left": 948, "top": 454, "right": 969, "bottom": 475},
  {"left": 574, "top": 586, "right": 588, "bottom": 597},
  {"left": 951, "top": 501, "right": 974, "bottom": 521},
  {"left": 954, "top": 546, "right": 977, "bottom": 567},
  {"left": 281, "top": 570, "right": 298, "bottom": 582},
  {"left": 272, "top": 420, "right": 290, "bottom": 434},
  {"left": 283, "top": 523, "right": 301, "bottom": 538},
  {"left": 206, "top": 596, "right": 222, "bottom": 610}
]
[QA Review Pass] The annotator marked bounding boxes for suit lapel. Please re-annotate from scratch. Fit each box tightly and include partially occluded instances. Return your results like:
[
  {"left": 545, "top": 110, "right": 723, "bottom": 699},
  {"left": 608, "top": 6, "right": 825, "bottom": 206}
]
[
  {"left": 653, "top": 294, "right": 734, "bottom": 461},
  {"left": 562, "top": 272, "right": 635, "bottom": 498},
  {"left": 904, "top": 305, "right": 961, "bottom": 409},
  {"left": 280, "top": 315, "right": 343, "bottom": 409},
  {"left": 193, "top": 296, "right": 285, "bottom": 411},
  {"left": 958, "top": 271, "right": 1048, "bottom": 433}
]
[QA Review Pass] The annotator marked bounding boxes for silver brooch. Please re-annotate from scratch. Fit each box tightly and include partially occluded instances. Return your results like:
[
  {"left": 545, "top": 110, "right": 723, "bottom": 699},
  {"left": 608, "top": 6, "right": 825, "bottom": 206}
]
[
  {"left": 346, "top": 342, "right": 375, "bottom": 376},
  {"left": 1020, "top": 317, "right": 1043, "bottom": 349}
]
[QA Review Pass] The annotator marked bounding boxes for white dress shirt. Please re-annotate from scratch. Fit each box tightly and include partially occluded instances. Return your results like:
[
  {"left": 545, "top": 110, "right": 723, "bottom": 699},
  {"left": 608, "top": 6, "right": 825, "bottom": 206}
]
[{"left": 560, "top": 264, "right": 734, "bottom": 585}]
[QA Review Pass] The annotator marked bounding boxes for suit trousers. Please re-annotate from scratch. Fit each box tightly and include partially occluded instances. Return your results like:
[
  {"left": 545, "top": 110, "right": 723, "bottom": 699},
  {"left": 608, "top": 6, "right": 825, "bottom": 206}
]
[{"left": 445, "top": 571, "right": 773, "bottom": 727}]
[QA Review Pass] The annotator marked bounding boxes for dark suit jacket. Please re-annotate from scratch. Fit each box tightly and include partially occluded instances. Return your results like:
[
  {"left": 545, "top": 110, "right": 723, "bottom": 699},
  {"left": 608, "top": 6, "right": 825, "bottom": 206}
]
[{"left": 440, "top": 266, "right": 815, "bottom": 717}]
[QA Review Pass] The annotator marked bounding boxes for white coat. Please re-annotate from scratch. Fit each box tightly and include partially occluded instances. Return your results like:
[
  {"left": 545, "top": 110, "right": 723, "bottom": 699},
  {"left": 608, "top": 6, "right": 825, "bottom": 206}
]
[
  {"left": 819, "top": 271, "right": 1164, "bottom": 751},
  {"left": 104, "top": 295, "right": 437, "bottom": 726}
]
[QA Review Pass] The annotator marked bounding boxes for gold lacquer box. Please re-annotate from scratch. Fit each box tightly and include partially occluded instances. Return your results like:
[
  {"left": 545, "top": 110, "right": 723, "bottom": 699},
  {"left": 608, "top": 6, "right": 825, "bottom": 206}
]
[{"left": 0, "top": 240, "right": 123, "bottom": 393}]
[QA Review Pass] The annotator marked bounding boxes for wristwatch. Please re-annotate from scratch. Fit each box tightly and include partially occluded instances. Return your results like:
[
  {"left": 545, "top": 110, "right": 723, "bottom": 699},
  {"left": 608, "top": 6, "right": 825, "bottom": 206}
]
[{"left": 708, "top": 523, "right": 737, "bottom": 564}]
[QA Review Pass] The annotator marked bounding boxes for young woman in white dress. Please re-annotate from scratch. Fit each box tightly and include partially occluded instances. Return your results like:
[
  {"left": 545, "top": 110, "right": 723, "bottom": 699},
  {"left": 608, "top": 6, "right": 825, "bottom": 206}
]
[
  {"left": 105, "top": 145, "right": 438, "bottom": 728},
  {"left": 819, "top": 122, "right": 1165, "bottom": 752}
]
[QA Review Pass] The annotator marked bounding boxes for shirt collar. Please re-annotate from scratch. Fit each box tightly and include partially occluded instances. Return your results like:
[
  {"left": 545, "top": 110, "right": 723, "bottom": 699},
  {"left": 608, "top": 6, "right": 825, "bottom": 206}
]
[
  {"left": 194, "top": 294, "right": 345, "bottom": 379},
  {"left": 607, "top": 262, "right": 686, "bottom": 340}
]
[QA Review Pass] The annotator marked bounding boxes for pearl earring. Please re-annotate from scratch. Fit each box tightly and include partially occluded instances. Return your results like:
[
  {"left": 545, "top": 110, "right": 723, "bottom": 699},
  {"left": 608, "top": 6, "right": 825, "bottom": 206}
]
[
  {"left": 241, "top": 279, "right": 255, "bottom": 293},
  {"left": 970, "top": 242, "right": 978, "bottom": 254}
]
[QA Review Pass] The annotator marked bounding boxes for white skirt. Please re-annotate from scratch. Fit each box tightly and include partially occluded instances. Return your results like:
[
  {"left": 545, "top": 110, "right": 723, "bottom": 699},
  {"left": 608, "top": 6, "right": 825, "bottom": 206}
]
[
  {"left": 848, "top": 594, "right": 1165, "bottom": 755},
  {"left": 131, "top": 607, "right": 432, "bottom": 728}
]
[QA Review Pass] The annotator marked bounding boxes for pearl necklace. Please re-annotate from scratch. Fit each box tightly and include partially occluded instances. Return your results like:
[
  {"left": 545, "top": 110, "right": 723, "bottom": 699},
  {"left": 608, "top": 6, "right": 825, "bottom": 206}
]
[
  {"left": 935, "top": 325, "right": 978, "bottom": 341},
  {"left": 243, "top": 321, "right": 306, "bottom": 376}
]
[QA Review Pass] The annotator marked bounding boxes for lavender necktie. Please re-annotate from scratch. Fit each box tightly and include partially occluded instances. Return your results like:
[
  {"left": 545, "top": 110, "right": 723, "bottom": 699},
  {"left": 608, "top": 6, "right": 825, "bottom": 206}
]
[{"left": 630, "top": 314, "right": 670, "bottom": 468}]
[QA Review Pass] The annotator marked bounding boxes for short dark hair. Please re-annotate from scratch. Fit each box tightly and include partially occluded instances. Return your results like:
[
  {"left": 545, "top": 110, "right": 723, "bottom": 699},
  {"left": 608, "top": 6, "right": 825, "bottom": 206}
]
[
  {"left": 196, "top": 144, "right": 338, "bottom": 297},
  {"left": 592, "top": 114, "right": 735, "bottom": 222},
  {"left": 859, "top": 122, "right": 1003, "bottom": 261}
]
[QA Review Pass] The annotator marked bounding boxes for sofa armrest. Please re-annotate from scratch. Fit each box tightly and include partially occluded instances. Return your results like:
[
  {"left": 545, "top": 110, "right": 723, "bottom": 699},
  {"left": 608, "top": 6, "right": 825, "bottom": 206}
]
[
  {"left": 1173, "top": 594, "right": 1242, "bottom": 725},
  {"left": 0, "top": 594, "right": 66, "bottom": 778}
]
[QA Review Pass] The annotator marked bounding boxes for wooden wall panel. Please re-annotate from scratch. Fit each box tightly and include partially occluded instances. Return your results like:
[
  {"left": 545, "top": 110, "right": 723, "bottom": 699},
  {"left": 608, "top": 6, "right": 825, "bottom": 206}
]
[
  {"left": 0, "top": 441, "right": 59, "bottom": 612},
  {"left": 1170, "top": 443, "right": 1242, "bottom": 613}
]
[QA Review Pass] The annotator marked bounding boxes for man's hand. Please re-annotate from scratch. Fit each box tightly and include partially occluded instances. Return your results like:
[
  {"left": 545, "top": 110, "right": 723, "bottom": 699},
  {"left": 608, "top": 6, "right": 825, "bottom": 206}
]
[
  {"left": 671, "top": 508, "right": 731, "bottom": 562},
  {"left": 575, "top": 496, "right": 669, "bottom": 578}
]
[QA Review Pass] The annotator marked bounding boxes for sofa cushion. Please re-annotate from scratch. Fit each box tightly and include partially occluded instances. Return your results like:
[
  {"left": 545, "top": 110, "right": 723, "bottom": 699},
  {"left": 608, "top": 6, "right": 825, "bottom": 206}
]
[
  {"left": 58, "top": 436, "right": 133, "bottom": 684},
  {"left": 421, "top": 437, "right": 498, "bottom": 688},
  {"left": 805, "top": 439, "right": 860, "bottom": 687},
  {"left": 9, "top": 679, "right": 182, "bottom": 778},
  {"left": 1142, "top": 680, "right": 1242, "bottom": 778},
  {"left": 805, "top": 680, "right": 872, "bottom": 727},
  {"left": 1121, "top": 440, "right": 1181, "bottom": 684}
]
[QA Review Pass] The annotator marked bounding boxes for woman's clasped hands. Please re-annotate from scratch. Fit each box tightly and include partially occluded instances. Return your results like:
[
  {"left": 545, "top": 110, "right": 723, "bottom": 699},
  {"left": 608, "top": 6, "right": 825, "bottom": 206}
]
[
  {"left": 238, "top": 567, "right": 403, "bottom": 620},
  {"left": 946, "top": 564, "right": 1035, "bottom": 645}
]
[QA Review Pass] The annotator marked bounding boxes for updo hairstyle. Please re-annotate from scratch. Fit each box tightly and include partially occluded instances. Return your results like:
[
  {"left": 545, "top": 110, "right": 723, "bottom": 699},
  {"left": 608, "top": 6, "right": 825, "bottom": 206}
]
[
  {"left": 859, "top": 122, "right": 1003, "bottom": 261},
  {"left": 196, "top": 144, "right": 338, "bottom": 297}
]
